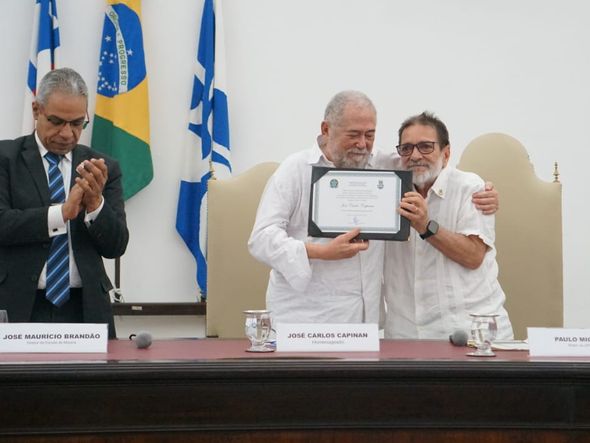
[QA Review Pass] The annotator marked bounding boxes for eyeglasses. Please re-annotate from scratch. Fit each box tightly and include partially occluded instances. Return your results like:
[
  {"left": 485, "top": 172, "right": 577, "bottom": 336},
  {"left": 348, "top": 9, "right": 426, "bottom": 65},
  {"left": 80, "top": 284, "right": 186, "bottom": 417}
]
[
  {"left": 396, "top": 141, "right": 437, "bottom": 157},
  {"left": 40, "top": 109, "right": 90, "bottom": 130}
]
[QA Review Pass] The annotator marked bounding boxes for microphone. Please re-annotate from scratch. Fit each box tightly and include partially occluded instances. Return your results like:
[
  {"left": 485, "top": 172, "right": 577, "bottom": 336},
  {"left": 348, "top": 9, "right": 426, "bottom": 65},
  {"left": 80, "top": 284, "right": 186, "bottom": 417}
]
[
  {"left": 129, "top": 331, "right": 153, "bottom": 349},
  {"left": 449, "top": 330, "right": 469, "bottom": 346}
]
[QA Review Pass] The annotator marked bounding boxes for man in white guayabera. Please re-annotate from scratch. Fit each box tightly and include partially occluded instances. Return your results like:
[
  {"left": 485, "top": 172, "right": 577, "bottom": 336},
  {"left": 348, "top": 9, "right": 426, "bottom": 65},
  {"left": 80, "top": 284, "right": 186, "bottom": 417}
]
[{"left": 382, "top": 111, "right": 513, "bottom": 340}]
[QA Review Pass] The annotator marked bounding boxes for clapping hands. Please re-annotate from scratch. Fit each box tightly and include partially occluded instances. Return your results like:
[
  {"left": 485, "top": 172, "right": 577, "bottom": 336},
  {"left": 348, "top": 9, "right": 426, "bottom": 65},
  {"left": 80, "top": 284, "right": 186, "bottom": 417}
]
[{"left": 62, "top": 158, "right": 108, "bottom": 221}]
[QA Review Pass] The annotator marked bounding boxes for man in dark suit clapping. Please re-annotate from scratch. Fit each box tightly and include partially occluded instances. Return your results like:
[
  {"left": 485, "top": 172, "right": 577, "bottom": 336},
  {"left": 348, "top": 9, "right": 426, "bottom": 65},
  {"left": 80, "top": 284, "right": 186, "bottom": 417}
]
[{"left": 0, "top": 67, "right": 128, "bottom": 338}]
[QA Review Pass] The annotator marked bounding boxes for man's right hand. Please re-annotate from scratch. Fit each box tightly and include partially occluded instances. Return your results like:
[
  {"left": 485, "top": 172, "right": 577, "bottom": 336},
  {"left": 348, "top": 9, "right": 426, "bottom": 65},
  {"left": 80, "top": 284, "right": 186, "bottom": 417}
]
[
  {"left": 76, "top": 158, "right": 108, "bottom": 212},
  {"left": 305, "top": 228, "right": 369, "bottom": 260},
  {"left": 61, "top": 183, "right": 84, "bottom": 221}
]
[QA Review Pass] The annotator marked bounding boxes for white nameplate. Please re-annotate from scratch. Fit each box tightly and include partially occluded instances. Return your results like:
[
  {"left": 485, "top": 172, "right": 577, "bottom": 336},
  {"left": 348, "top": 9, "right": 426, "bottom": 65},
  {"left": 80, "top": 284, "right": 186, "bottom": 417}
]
[
  {"left": 528, "top": 327, "right": 590, "bottom": 357},
  {"left": 0, "top": 323, "right": 108, "bottom": 353},
  {"left": 276, "top": 323, "right": 379, "bottom": 352}
]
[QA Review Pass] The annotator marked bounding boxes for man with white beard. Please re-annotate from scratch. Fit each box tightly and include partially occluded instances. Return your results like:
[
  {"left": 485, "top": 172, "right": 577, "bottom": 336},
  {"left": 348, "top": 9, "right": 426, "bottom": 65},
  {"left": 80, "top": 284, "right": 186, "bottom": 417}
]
[
  {"left": 249, "top": 91, "right": 384, "bottom": 325},
  {"left": 382, "top": 112, "right": 513, "bottom": 340}
]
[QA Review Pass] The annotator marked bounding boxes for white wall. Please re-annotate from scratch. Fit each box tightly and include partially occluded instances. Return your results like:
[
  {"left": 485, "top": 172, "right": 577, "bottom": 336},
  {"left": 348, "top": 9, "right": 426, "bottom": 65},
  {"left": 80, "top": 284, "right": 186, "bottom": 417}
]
[{"left": 1, "top": 0, "right": 588, "bottom": 333}]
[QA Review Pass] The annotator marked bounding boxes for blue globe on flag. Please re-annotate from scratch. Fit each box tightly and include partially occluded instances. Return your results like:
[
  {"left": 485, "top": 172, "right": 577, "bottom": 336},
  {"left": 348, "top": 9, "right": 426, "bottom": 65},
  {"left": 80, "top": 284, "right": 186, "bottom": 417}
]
[{"left": 97, "top": 4, "right": 146, "bottom": 98}]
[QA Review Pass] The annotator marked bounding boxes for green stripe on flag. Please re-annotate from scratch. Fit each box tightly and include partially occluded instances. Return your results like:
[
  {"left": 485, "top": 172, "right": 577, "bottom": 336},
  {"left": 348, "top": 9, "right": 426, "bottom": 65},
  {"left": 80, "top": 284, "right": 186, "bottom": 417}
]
[{"left": 92, "top": 115, "right": 153, "bottom": 200}]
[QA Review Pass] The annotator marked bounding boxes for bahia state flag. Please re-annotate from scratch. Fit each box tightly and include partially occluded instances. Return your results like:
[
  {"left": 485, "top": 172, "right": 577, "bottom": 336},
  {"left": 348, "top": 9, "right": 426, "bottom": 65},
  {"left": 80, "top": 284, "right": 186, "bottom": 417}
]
[
  {"left": 176, "top": 0, "right": 231, "bottom": 300},
  {"left": 91, "top": 0, "right": 153, "bottom": 200},
  {"left": 22, "top": 0, "right": 60, "bottom": 133}
]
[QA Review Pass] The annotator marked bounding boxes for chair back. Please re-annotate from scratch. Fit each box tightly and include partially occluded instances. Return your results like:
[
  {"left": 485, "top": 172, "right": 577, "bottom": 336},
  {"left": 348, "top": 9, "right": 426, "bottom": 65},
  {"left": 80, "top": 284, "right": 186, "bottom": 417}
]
[
  {"left": 457, "top": 133, "right": 563, "bottom": 339},
  {"left": 206, "top": 162, "right": 279, "bottom": 338}
]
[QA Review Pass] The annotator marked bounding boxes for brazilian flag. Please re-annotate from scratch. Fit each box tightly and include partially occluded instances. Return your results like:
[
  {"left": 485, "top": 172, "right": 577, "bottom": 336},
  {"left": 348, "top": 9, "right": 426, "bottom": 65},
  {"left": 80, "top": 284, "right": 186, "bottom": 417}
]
[{"left": 91, "top": 0, "right": 153, "bottom": 200}]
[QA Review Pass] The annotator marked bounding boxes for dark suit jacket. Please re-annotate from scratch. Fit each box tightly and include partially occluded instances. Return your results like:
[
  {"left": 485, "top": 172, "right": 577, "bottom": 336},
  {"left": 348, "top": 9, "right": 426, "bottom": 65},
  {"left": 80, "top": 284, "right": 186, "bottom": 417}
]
[{"left": 0, "top": 134, "right": 129, "bottom": 338}]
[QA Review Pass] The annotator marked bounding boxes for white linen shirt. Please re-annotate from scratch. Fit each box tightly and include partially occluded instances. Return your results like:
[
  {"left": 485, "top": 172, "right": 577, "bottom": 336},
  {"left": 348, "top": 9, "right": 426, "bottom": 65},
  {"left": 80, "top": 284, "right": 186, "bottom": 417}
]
[
  {"left": 382, "top": 166, "right": 514, "bottom": 340},
  {"left": 248, "top": 144, "right": 392, "bottom": 325}
]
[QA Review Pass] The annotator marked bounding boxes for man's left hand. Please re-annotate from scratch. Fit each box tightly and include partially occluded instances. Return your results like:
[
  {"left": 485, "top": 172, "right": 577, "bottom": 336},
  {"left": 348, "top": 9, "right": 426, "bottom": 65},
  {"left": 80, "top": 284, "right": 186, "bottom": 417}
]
[
  {"left": 472, "top": 181, "right": 498, "bottom": 215},
  {"left": 76, "top": 158, "right": 108, "bottom": 212}
]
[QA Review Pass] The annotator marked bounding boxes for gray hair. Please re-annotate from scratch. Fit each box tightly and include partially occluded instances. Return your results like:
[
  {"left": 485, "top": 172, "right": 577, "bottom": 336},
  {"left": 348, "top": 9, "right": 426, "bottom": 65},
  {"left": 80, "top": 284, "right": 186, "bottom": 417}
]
[
  {"left": 36, "top": 67, "right": 88, "bottom": 106},
  {"left": 324, "top": 90, "right": 376, "bottom": 126}
]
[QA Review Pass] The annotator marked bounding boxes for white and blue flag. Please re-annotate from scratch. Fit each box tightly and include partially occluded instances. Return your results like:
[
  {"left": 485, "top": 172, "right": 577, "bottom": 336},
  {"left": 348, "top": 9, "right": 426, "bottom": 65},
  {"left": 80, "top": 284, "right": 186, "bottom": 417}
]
[
  {"left": 22, "top": 0, "right": 60, "bottom": 132},
  {"left": 176, "top": 0, "right": 231, "bottom": 300}
]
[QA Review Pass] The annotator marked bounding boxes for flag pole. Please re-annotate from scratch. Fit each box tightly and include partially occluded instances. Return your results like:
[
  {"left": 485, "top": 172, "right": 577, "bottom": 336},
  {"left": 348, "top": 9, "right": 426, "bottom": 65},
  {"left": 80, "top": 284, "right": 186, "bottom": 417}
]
[
  {"left": 113, "top": 257, "right": 123, "bottom": 302},
  {"left": 200, "top": 159, "right": 216, "bottom": 303},
  {"left": 209, "top": 158, "right": 216, "bottom": 179}
]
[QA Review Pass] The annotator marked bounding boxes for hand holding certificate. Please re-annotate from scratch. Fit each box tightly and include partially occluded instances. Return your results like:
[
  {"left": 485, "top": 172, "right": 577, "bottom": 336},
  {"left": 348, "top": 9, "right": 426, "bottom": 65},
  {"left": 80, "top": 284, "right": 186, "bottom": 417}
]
[{"left": 308, "top": 167, "right": 412, "bottom": 241}]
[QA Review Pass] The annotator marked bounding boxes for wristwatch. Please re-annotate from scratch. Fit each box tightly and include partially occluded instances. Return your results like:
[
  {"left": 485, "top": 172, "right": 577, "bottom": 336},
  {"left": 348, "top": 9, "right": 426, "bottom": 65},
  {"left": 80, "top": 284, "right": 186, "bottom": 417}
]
[{"left": 420, "top": 220, "right": 439, "bottom": 240}]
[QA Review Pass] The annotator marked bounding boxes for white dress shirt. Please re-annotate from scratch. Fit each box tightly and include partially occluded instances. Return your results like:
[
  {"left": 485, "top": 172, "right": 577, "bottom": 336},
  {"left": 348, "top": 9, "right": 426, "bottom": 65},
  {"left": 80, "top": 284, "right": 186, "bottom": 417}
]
[
  {"left": 35, "top": 132, "right": 103, "bottom": 289},
  {"left": 248, "top": 143, "right": 390, "bottom": 325},
  {"left": 382, "top": 166, "right": 514, "bottom": 340}
]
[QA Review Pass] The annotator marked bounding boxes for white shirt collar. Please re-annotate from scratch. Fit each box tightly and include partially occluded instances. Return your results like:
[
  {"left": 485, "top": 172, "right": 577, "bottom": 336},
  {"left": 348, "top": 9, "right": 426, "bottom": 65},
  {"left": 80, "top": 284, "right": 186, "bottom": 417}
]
[
  {"left": 426, "top": 165, "right": 452, "bottom": 199},
  {"left": 34, "top": 131, "right": 73, "bottom": 163}
]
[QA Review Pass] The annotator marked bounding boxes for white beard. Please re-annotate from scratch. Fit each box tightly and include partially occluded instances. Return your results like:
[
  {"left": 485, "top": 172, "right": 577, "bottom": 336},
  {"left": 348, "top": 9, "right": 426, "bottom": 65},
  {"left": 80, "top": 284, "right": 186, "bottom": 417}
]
[
  {"left": 410, "top": 155, "right": 444, "bottom": 189},
  {"left": 333, "top": 148, "right": 370, "bottom": 169}
]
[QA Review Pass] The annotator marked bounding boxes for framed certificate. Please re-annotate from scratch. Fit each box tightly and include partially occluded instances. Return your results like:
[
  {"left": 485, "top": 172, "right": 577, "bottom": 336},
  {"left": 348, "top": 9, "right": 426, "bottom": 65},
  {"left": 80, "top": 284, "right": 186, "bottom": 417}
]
[{"left": 308, "top": 167, "right": 412, "bottom": 241}]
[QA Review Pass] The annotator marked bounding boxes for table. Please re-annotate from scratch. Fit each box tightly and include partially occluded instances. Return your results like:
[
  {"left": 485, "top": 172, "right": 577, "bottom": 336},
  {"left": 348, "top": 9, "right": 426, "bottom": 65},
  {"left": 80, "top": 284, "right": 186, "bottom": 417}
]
[{"left": 1, "top": 339, "right": 589, "bottom": 442}]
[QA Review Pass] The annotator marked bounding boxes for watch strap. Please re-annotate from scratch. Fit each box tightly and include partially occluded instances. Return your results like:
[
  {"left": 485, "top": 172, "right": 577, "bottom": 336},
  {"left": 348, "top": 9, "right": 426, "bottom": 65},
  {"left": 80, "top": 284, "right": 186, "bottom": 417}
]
[{"left": 420, "top": 220, "right": 439, "bottom": 240}]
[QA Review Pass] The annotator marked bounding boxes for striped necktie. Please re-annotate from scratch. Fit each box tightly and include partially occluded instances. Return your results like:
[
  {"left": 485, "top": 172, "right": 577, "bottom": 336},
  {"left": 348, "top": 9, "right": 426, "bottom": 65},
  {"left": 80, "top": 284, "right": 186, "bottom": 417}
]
[{"left": 44, "top": 152, "right": 70, "bottom": 307}]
